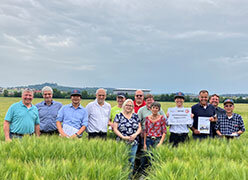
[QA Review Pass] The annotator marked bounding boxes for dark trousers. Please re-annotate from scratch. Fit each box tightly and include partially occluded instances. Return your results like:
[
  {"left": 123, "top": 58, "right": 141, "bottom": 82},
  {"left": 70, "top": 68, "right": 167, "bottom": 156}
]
[
  {"left": 9, "top": 132, "right": 33, "bottom": 139},
  {"left": 88, "top": 132, "right": 107, "bottom": 140},
  {"left": 169, "top": 132, "right": 189, "bottom": 147},
  {"left": 40, "top": 130, "right": 59, "bottom": 135}
]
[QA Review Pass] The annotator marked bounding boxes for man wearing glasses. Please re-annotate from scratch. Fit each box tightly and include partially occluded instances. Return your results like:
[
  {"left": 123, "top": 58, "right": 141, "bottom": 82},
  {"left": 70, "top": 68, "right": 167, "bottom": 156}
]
[
  {"left": 134, "top": 90, "right": 146, "bottom": 113},
  {"left": 215, "top": 99, "right": 245, "bottom": 138}
]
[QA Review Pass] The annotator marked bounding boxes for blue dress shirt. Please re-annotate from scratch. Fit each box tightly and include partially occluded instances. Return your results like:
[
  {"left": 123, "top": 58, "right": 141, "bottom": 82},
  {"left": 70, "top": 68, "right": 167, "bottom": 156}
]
[
  {"left": 36, "top": 101, "right": 62, "bottom": 132},
  {"left": 56, "top": 104, "right": 88, "bottom": 130}
]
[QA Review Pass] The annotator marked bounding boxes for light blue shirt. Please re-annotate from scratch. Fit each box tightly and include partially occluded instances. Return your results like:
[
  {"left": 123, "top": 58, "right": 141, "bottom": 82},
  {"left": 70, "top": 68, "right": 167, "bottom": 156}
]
[
  {"left": 56, "top": 104, "right": 88, "bottom": 130},
  {"left": 36, "top": 100, "right": 62, "bottom": 132},
  {"left": 5, "top": 101, "right": 40, "bottom": 134}
]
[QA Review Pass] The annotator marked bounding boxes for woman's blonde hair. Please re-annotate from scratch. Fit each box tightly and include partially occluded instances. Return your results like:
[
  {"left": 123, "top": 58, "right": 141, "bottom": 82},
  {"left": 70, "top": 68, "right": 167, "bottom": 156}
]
[{"left": 122, "top": 99, "right": 134, "bottom": 113}]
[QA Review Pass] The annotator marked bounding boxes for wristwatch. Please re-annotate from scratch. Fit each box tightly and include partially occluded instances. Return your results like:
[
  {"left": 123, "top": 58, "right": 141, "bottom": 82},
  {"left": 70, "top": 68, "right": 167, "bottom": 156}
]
[{"left": 75, "top": 133, "right": 80, "bottom": 138}]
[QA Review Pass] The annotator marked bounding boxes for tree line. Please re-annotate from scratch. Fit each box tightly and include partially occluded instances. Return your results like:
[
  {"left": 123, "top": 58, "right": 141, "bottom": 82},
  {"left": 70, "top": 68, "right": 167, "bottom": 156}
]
[{"left": 2, "top": 89, "right": 248, "bottom": 103}]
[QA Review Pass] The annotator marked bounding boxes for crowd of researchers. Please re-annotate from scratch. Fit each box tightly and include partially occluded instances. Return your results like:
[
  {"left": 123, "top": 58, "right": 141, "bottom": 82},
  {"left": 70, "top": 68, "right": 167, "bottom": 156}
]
[{"left": 3, "top": 86, "right": 246, "bottom": 176}]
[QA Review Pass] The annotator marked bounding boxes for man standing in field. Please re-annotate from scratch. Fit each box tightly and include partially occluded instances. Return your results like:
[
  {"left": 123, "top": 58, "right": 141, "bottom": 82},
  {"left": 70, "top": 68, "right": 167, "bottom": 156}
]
[
  {"left": 209, "top": 94, "right": 225, "bottom": 117},
  {"left": 215, "top": 99, "right": 245, "bottom": 138},
  {"left": 134, "top": 89, "right": 146, "bottom": 113},
  {"left": 109, "top": 92, "right": 126, "bottom": 128},
  {"left": 56, "top": 89, "right": 88, "bottom": 138},
  {"left": 191, "top": 90, "right": 217, "bottom": 139},
  {"left": 36, "top": 86, "right": 62, "bottom": 135},
  {"left": 3, "top": 89, "right": 40, "bottom": 141},
  {"left": 86, "top": 88, "right": 111, "bottom": 139}
]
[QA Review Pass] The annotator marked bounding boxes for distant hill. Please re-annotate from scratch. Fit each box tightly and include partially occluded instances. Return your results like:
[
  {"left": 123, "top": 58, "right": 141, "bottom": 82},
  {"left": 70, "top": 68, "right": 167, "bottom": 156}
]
[{"left": 13, "top": 83, "right": 115, "bottom": 94}]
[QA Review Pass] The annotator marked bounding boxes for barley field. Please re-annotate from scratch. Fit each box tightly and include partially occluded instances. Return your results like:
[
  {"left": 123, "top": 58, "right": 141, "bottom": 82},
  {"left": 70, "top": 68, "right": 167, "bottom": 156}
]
[{"left": 0, "top": 97, "right": 247, "bottom": 180}]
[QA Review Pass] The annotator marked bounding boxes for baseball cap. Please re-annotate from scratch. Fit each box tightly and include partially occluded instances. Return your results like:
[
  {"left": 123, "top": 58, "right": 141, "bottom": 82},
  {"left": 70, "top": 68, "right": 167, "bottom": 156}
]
[
  {"left": 223, "top": 99, "right": 234, "bottom": 105},
  {"left": 71, "top": 89, "right": 81, "bottom": 96},
  {"left": 117, "top": 92, "right": 126, "bottom": 98},
  {"left": 174, "top": 92, "right": 185, "bottom": 99}
]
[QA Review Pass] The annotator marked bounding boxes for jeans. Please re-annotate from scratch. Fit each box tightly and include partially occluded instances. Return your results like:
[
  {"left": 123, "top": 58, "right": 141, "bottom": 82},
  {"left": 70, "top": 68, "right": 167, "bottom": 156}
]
[
  {"left": 129, "top": 144, "right": 138, "bottom": 171},
  {"left": 146, "top": 137, "right": 161, "bottom": 150}
]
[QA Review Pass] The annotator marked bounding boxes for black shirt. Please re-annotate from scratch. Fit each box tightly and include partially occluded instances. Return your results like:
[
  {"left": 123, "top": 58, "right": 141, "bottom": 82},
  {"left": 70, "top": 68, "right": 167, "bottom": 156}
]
[{"left": 191, "top": 103, "right": 216, "bottom": 137}]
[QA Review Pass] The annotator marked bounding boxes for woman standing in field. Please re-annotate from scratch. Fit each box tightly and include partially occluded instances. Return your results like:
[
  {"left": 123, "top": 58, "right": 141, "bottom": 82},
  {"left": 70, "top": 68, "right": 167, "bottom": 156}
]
[
  {"left": 143, "top": 102, "right": 167, "bottom": 151},
  {"left": 113, "top": 99, "right": 142, "bottom": 175}
]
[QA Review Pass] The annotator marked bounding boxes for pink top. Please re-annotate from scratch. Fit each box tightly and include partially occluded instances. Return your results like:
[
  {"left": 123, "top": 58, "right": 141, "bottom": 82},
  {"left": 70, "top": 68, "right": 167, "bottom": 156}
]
[{"left": 145, "top": 116, "right": 167, "bottom": 137}]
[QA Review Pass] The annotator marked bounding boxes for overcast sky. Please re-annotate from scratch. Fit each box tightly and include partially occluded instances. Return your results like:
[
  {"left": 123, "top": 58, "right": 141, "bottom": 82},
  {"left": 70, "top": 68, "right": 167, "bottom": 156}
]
[{"left": 0, "top": 0, "right": 248, "bottom": 94}]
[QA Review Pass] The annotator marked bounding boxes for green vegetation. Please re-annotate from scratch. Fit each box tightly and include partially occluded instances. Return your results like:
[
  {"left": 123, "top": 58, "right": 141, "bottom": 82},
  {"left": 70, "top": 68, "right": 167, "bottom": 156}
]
[{"left": 0, "top": 97, "right": 247, "bottom": 179}]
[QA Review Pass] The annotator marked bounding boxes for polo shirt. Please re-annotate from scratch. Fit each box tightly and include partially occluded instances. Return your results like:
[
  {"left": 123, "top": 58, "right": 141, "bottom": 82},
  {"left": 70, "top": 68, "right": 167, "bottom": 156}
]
[
  {"left": 216, "top": 113, "right": 245, "bottom": 135},
  {"left": 56, "top": 104, "right": 88, "bottom": 130},
  {"left": 110, "top": 106, "right": 122, "bottom": 122},
  {"left": 191, "top": 103, "right": 216, "bottom": 137},
  {"left": 36, "top": 100, "right": 62, "bottom": 132},
  {"left": 5, "top": 101, "right": 40, "bottom": 134},
  {"left": 86, "top": 99, "right": 111, "bottom": 133},
  {"left": 134, "top": 100, "right": 146, "bottom": 113},
  {"left": 138, "top": 105, "right": 166, "bottom": 130}
]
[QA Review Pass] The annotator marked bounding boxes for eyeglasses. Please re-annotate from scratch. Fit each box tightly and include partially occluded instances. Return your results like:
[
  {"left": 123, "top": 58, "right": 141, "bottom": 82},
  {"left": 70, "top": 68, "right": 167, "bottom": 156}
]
[
  {"left": 125, "top": 105, "right": 133, "bottom": 107},
  {"left": 135, "top": 95, "right": 143, "bottom": 97},
  {"left": 224, "top": 104, "right": 233, "bottom": 107}
]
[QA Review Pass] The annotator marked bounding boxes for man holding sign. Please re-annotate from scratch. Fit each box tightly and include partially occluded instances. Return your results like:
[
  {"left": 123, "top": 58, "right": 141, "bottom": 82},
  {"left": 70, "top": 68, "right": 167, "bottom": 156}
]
[
  {"left": 167, "top": 92, "right": 193, "bottom": 147},
  {"left": 56, "top": 89, "right": 88, "bottom": 138},
  {"left": 191, "top": 90, "right": 217, "bottom": 139}
]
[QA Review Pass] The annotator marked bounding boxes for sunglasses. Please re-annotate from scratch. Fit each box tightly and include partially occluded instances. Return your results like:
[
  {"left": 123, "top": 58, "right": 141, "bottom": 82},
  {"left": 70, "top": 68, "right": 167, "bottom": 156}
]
[
  {"left": 135, "top": 95, "right": 143, "bottom": 97},
  {"left": 224, "top": 104, "right": 233, "bottom": 107}
]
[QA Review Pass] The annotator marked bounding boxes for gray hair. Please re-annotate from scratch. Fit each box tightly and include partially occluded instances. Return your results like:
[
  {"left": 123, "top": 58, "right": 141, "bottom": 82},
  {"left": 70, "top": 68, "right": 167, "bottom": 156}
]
[
  {"left": 96, "top": 88, "right": 107, "bottom": 94},
  {"left": 151, "top": 101, "right": 161, "bottom": 110},
  {"left": 122, "top": 99, "right": 134, "bottom": 113},
  {"left": 42, "top": 86, "right": 53, "bottom": 94},
  {"left": 22, "top": 88, "right": 33, "bottom": 95}
]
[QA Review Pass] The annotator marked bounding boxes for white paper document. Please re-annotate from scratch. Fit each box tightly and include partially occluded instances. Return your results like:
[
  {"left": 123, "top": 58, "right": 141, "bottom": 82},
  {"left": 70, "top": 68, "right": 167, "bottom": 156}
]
[
  {"left": 167, "top": 107, "right": 192, "bottom": 125},
  {"left": 62, "top": 124, "right": 79, "bottom": 136},
  {"left": 198, "top": 117, "right": 210, "bottom": 134}
]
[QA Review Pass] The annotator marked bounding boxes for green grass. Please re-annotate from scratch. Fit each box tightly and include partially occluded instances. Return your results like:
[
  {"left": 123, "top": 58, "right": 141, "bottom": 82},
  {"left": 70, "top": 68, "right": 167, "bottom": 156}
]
[{"left": 0, "top": 97, "right": 247, "bottom": 180}]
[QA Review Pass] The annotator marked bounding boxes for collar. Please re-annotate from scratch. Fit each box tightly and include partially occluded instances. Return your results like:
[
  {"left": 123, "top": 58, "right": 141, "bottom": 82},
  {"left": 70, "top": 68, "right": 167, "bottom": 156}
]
[
  {"left": 43, "top": 100, "right": 54, "bottom": 106},
  {"left": 69, "top": 103, "right": 82, "bottom": 109},
  {"left": 94, "top": 99, "right": 105, "bottom": 107},
  {"left": 134, "top": 100, "right": 146, "bottom": 107},
  {"left": 20, "top": 101, "right": 33, "bottom": 108},
  {"left": 199, "top": 103, "right": 209, "bottom": 108}
]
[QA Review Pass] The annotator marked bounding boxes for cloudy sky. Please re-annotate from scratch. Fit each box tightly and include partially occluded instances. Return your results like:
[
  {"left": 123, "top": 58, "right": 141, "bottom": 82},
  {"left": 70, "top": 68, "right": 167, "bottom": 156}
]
[{"left": 0, "top": 0, "right": 248, "bottom": 94}]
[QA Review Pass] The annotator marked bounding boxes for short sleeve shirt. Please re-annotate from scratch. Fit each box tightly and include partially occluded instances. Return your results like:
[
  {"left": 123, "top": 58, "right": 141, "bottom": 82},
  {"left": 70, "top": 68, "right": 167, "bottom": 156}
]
[
  {"left": 110, "top": 106, "right": 122, "bottom": 122},
  {"left": 114, "top": 113, "right": 141, "bottom": 145},
  {"left": 145, "top": 116, "right": 167, "bottom": 137},
  {"left": 5, "top": 101, "right": 40, "bottom": 134}
]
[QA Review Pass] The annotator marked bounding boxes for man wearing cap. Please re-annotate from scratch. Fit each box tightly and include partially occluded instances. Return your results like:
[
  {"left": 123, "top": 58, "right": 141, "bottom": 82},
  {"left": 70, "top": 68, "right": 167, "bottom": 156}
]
[
  {"left": 36, "top": 86, "right": 62, "bottom": 135},
  {"left": 191, "top": 90, "right": 217, "bottom": 139},
  {"left": 86, "top": 88, "right": 111, "bottom": 139},
  {"left": 3, "top": 89, "right": 40, "bottom": 141},
  {"left": 56, "top": 89, "right": 88, "bottom": 138},
  {"left": 209, "top": 94, "right": 225, "bottom": 117},
  {"left": 215, "top": 99, "right": 245, "bottom": 139},
  {"left": 109, "top": 92, "right": 126, "bottom": 128},
  {"left": 134, "top": 89, "right": 146, "bottom": 113},
  {"left": 166, "top": 92, "right": 193, "bottom": 147}
]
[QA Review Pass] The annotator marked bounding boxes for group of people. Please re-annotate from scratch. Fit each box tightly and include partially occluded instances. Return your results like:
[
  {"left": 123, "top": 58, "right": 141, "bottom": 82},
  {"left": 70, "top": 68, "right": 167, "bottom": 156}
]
[{"left": 3, "top": 87, "right": 246, "bottom": 176}]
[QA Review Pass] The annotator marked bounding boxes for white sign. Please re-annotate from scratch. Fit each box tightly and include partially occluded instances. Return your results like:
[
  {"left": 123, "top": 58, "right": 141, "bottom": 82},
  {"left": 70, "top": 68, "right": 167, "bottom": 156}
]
[
  {"left": 167, "top": 107, "right": 192, "bottom": 125},
  {"left": 63, "top": 124, "right": 79, "bottom": 136},
  {"left": 198, "top": 117, "right": 210, "bottom": 134}
]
